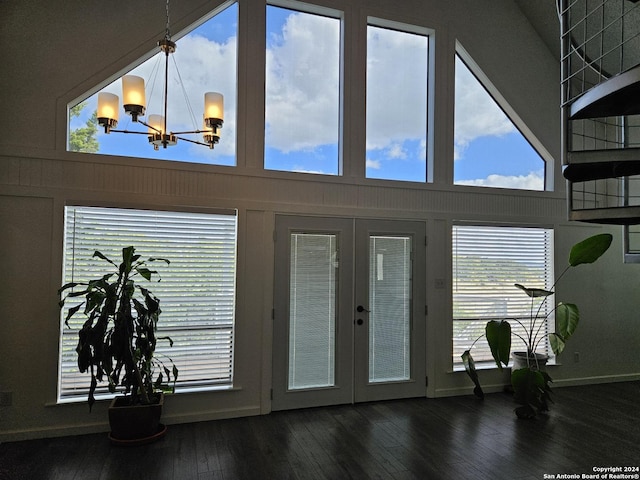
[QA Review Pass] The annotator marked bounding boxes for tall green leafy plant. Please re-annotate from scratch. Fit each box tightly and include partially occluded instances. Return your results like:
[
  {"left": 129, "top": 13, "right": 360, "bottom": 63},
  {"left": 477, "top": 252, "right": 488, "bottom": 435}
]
[
  {"left": 59, "top": 246, "right": 178, "bottom": 410},
  {"left": 461, "top": 233, "right": 612, "bottom": 418}
]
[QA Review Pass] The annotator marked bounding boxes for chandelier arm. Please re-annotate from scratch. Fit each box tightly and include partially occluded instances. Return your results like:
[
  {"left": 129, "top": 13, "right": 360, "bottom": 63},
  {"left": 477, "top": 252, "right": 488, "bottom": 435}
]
[
  {"left": 171, "top": 129, "right": 215, "bottom": 135},
  {"left": 109, "top": 130, "right": 153, "bottom": 135},
  {"left": 136, "top": 119, "right": 161, "bottom": 134},
  {"left": 175, "top": 136, "right": 215, "bottom": 147}
]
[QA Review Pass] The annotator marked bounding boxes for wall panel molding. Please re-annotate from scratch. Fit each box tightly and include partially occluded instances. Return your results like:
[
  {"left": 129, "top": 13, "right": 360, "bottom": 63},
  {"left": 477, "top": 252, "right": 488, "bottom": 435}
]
[{"left": 0, "top": 155, "right": 566, "bottom": 221}]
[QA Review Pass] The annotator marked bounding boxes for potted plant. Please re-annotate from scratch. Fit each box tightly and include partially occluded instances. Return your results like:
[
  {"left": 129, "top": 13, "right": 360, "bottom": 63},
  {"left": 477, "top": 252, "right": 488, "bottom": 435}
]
[
  {"left": 58, "top": 246, "right": 178, "bottom": 441},
  {"left": 461, "top": 233, "right": 612, "bottom": 418}
]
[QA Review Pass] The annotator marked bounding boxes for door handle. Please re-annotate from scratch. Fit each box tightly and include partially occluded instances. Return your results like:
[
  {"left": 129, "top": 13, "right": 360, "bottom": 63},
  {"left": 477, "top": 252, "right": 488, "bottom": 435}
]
[
  {"left": 356, "top": 305, "right": 370, "bottom": 313},
  {"left": 356, "top": 318, "right": 364, "bottom": 325}
]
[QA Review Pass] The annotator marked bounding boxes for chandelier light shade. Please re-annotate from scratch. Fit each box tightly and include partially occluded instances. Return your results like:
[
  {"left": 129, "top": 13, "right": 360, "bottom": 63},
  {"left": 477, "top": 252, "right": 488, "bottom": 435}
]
[
  {"left": 95, "top": 0, "right": 223, "bottom": 151},
  {"left": 203, "top": 92, "right": 223, "bottom": 144},
  {"left": 148, "top": 114, "right": 177, "bottom": 148},
  {"left": 204, "top": 92, "right": 224, "bottom": 126},
  {"left": 97, "top": 92, "right": 119, "bottom": 130},
  {"left": 122, "top": 75, "right": 146, "bottom": 120},
  {"left": 148, "top": 115, "right": 164, "bottom": 136}
]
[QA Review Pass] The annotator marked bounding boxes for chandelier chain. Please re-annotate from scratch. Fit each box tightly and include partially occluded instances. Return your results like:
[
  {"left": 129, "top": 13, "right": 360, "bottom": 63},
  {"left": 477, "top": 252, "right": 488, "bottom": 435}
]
[{"left": 165, "top": 0, "right": 171, "bottom": 40}]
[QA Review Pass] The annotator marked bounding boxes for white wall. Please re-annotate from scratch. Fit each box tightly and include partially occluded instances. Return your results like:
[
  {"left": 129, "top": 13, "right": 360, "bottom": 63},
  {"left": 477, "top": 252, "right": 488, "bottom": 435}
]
[{"left": 1, "top": 0, "right": 638, "bottom": 441}]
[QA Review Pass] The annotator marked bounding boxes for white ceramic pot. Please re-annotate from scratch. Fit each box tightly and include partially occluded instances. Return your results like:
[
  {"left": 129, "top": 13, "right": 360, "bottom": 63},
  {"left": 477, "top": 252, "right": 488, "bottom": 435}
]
[{"left": 511, "top": 351, "right": 548, "bottom": 371}]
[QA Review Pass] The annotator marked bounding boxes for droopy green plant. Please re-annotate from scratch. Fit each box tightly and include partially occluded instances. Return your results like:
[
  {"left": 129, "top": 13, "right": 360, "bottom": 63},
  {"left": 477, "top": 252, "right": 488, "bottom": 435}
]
[
  {"left": 59, "top": 246, "right": 178, "bottom": 410},
  {"left": 461, "top": 233, "right": 612, "bottom": 418}
]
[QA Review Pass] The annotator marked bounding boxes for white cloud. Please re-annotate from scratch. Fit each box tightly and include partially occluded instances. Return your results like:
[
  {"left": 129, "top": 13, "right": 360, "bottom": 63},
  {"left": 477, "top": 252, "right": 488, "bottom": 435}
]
[
  {"left": 264, "top": 23, "right": 516, "bottom": 162},
  {"left": 456, "top": 171, "right": 544, "bottom": 190},
  {"left": 365, "top": 27, "right": 428, "bottom": 152},
  {"left": 172, "top": 34, "right": 238, "bottom": 158},
  {"left": 292, "top": 166, "right": 334, "bottom": 175},
  {"left": 366, "top": 159, "right": 381, "bottom": 169},
  {"left": 265, "top": 12, "right": 340, "bottom": 153},
  {"left": 387, "top": 143, "right": 408, "bottom": 159},
  {"left": 454, "top": 57, "right": 515, "bottom": 160},
  {"left": 265, "top": 15, "right": 429, "bottom": 156}
]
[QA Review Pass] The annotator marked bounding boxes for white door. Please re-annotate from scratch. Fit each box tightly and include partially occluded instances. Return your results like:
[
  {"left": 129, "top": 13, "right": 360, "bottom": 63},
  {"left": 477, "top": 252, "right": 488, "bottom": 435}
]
[{"left": 272, "top": 216, "right": 426, "bottom": 410}]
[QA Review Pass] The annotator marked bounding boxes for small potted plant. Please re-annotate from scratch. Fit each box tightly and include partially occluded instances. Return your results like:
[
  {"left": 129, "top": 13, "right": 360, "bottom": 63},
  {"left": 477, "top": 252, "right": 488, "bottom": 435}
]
[
  {"left": 58, "top": 246, "right": 178, "bottom": 441},
  {"left": 461, "top": 233, "right": 612, "bottom": 418}
]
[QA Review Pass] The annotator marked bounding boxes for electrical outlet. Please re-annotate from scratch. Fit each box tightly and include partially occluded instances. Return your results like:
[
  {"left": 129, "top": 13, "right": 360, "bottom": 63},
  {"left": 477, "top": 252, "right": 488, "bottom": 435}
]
[
  {"left": 574, "top": 352, "right": 580, "bottom": 363},
  {"left": 0, "top": 391, "right": 12, "bottom": 407}
]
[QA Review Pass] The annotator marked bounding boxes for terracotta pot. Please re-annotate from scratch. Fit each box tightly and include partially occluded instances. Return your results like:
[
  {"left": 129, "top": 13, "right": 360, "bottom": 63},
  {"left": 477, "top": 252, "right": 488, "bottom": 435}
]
[
  {"left": 108, "top": 392, "right": 164, "bottom": 441},
  {"left": 511, "top": 351, "right": 548, "bottom": 371}
]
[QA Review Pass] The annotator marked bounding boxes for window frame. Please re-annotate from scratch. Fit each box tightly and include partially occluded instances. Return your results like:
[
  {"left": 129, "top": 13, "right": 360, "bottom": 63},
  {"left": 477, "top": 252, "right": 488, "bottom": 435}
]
[
  {"left": 451, "top": 223, "right": 555, "bottom": 370},
  {"left": 454, "top": 43, "right": 554, "bottom": 192},
  {"left": 66, "top": 1, "right": 239, "bottom": 167},
  {"left": 58, "top": 205, "right": 238, "bottom": 403},
  {"left": 264, "top": 2, "right": 344, "bottom": 176},
  {"left": 365, "top": 17, "right": 435, "bottom": 183}
]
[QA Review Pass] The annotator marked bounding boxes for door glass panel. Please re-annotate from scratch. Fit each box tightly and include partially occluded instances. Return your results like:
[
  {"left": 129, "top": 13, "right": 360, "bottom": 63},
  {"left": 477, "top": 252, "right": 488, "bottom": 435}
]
[
  {"left": 288, "top": 233, "right": 338, "bottom": 389},
  {"left": 368, "top": 236, "right": 411, "bottom": 383}
]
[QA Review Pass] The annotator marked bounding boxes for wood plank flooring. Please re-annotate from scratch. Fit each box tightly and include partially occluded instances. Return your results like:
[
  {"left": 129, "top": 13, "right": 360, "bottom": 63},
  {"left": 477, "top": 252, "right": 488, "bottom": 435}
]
[{"left": 1, "top": 382, "right": 639, "bottom": 480}]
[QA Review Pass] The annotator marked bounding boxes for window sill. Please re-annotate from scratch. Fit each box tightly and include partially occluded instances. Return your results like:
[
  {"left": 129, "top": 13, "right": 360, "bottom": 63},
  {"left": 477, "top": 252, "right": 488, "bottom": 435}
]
[
  {"left": 451, "top": 359, "right": 558, "bottom": 373},
  {"left": 48, "top": 385, "right": 240, "bottom": 407}
]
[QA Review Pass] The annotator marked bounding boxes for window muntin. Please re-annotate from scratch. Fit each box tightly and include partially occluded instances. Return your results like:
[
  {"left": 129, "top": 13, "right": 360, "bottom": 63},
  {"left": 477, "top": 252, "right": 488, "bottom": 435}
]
[
  {"left": 366, "top": 24, "right": 429, "bottom": 182},
  {"left": 67, "top": 3, "right": 238, "bottom": 166},
  {"left": 265, "top": 6, "right": 341, "bottom": 175},
  {"left": 452, "top": 225, "right": 554, "bottom": 367},
  {"left": 59, "top": 206, "right": 237, "bottom": 402},
  {"left": 454, "top": 54, "right": 546, "bottom": 191}
]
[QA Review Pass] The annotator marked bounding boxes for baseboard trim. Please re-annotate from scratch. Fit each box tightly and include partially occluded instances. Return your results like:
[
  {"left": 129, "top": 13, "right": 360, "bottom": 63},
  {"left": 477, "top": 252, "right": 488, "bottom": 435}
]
[
  {"left": 0, "top": 406, "right": 261, "bottom": 443},
  {"left": 0, "top": 422, "right": 110, "bottom": 443},
  {"left": 433, "top": 373, "right": 640, "bottom": 398},
  {"left": 433, "top": 383, "right": 507, "bottom": 398},
  {"left": 551, "top": 373, "right": 640, "bottom": 387},
  {"left": 162, "top": 406, "right": 261, "bottom": 426}
]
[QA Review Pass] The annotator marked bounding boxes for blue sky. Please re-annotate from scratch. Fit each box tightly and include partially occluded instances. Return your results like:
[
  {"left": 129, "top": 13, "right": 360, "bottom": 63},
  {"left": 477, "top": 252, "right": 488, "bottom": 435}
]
[
  {"left": 453, "top": 56, "right": 545, "bottom": 190},
  {"left": 70, "top": 4, "right": 545, "bottom": 190}
]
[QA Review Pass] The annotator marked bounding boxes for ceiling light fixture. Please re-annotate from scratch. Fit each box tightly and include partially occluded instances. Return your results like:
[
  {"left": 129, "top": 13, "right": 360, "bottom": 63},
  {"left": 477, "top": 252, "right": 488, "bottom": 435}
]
[{"left": 96, "top": 0, "right": 223, "bottom": 150}]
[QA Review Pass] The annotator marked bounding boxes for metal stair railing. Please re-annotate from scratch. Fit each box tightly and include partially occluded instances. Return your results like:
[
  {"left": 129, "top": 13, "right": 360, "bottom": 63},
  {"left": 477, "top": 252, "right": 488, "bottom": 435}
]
[{"left": 560, "top": 0, "right": 640, "bottom": 233}]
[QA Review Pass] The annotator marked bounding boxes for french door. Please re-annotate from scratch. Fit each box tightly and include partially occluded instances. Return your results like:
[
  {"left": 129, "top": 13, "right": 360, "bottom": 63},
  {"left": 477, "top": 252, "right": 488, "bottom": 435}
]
[{"left": 272, "top": 216, "right": 426, "bottom": 411}]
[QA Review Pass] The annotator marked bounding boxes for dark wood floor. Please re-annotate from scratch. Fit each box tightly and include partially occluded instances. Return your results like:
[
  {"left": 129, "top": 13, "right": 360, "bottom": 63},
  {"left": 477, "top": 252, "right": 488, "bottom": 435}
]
[{"left": 1, "top": 382, "right": 639, "bottom": 480}]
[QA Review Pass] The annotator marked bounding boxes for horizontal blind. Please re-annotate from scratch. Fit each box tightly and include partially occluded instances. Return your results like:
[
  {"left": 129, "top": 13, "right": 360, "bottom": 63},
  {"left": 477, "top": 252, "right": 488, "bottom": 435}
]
[
  {"left": 452, "top": 225, "right": 554, "bottom": 366},
  {"left": 369, "top": 235, "right": 411, "bottom": 383},
  {"left": 59, "top": 206, "right": 237, "bottom": 401},
  {"left": 288, "top": 233, "right": 337, "bottom": 390}
]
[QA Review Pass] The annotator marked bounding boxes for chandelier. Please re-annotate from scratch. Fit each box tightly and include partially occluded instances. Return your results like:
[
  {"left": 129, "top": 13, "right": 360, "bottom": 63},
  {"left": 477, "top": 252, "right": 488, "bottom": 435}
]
[{"left": 96, "top": 0, "right": 224, "bottom": 150}]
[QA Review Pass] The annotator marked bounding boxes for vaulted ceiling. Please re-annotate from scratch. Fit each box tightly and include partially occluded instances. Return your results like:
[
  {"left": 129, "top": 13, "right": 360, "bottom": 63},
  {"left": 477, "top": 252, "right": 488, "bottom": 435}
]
[{"left": 515, "top": 0, "right": 561, "bottom": 60}]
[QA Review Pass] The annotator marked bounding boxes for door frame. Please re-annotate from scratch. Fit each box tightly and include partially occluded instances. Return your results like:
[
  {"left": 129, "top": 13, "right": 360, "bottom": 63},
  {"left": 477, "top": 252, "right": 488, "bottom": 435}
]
[
  {"left": 353, "top": 218, "right": 427, "bottom": 403},
  {"left": 272, "top": 215, "right": 426, "bottom": 411},
  {"left": 272, "top": 216, "right": 354, "bottom": 411}
]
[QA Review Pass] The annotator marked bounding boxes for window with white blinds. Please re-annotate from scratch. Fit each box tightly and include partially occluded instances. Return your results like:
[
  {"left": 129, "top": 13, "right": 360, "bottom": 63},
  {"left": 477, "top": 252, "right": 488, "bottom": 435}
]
[
  {"left": 59, "top": 206, "right": 237, "bottom": 402},
  {"left": 452, "top": 225, "right": 554, "bottom": 367}
]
